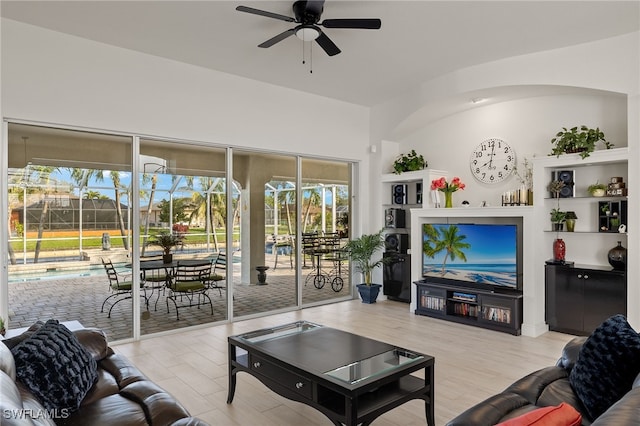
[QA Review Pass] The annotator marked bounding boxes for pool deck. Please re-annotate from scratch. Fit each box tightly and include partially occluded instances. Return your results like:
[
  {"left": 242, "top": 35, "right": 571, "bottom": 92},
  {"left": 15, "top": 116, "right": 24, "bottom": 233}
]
[{"left": 7, "top": 251, "right": 353, "bottom": 341}]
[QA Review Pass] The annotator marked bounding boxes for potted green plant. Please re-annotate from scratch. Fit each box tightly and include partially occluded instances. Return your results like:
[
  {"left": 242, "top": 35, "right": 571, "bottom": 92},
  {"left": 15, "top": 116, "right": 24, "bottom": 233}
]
[
  {"left": 588, "top": 182, "right": 607, "bottom": 197},
  {"left": 0, "top": 316, "right": 5, "bottom": 337},
  {"left": 392, "top": 150, "right": 427, "bottom": 174},
  {"left": 565, "top": 211, "right": 578, "bottom": 232},
  {"left": 550, "top": 208, "right": 566, "bottom": 231},
  {"left": 344, "top": 229, "right": 387, "bottom": 303},
  {"left": 550, "top": 125, "right": 613, "bottom": 159},
  {"left": 148, "top": 231, "right": 180, "bottom": 263}
]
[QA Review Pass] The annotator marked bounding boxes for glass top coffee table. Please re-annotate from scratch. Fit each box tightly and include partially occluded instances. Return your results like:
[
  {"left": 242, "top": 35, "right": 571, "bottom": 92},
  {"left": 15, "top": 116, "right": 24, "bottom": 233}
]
[{"left": 227, "top": 321, "right": 434, "bottom": 426}]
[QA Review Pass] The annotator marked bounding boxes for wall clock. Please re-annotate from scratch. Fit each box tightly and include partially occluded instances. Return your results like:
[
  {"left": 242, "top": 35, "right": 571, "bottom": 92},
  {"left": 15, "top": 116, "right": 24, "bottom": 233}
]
[{"left": 470, "top": 138, "right": 516, "bottom": 184}]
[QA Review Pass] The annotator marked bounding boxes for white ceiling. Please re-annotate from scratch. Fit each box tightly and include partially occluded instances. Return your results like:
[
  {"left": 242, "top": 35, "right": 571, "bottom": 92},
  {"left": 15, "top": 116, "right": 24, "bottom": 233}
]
[{"left": 2, "top": 1, "right": 639, "bottom": 107}]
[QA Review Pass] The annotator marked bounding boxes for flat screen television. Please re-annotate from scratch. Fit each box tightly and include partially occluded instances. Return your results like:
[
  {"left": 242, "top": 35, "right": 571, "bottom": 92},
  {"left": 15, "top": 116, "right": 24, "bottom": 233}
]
[{"left": 422, "top": 223, "right": 522, "bottom": 292}]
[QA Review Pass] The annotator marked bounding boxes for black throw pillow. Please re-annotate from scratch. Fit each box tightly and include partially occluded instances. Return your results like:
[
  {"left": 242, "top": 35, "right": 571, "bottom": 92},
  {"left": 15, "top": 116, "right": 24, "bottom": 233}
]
[
  {"left": 569, "top": 314, "right": 640, "bottom": 420},
  {"left": 10, "top": 319, "right": 98, "bottom": 412}
]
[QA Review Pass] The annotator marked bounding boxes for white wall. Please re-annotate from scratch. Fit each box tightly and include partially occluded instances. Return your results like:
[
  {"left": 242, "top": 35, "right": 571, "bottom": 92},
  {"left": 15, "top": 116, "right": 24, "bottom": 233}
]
[
  {"left": 369, "top": 31, "right": 639, "bottom": 329},
  {"left": 398, "top": 94, "right": 628, "bottom": 207},
  {"left": 1, "top": 19, "right": 370, "bottom": 162}
]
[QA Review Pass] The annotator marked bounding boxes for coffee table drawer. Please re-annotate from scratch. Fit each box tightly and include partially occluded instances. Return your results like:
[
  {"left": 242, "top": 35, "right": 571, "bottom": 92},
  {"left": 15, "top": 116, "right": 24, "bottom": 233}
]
[{"left": 250, "top": 354, "right": 312, "bottom": 399}]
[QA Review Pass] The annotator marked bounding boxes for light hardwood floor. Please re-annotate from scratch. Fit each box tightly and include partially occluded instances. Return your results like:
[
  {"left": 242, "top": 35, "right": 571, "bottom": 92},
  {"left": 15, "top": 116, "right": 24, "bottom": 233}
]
[{"left": 113, "top": 299, "right": 574, "bottom": 426}]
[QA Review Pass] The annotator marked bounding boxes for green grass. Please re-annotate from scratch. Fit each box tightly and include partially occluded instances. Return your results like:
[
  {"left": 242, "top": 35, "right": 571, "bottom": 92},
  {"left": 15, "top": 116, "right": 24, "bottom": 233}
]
[{"left": 9, "top": 228, "right": 237, "bottom": 252}]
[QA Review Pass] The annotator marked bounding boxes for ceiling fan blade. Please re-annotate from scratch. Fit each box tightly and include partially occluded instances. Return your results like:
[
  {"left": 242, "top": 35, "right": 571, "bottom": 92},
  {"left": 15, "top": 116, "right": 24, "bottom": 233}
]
[
  {"left": 315, "top": 31, "right": 341, "bottom": 56},
  {"left": 236, "top": 5, "right": 295, "bottom": 22},
  {"left": 258, "top": 29, "right": 296, "bottom": 48},
  {"left": 321, "top": 18, "right": 382, "bottom": 29}
]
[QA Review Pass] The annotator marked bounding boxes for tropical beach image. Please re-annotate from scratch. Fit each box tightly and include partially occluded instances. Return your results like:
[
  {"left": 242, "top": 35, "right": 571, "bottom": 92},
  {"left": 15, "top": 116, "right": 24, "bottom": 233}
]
[{"left": 422, "top": 223, "right": 518, "bottom": 289}]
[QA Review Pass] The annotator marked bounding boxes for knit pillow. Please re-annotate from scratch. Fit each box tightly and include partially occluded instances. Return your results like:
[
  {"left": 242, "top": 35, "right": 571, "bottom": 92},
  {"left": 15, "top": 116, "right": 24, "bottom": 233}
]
[
  {"left": 11, "top": 319, "right": 98, "bottom": 412},
  {"left": 569, "top": 314, "right": 640, "bottom": 420}
]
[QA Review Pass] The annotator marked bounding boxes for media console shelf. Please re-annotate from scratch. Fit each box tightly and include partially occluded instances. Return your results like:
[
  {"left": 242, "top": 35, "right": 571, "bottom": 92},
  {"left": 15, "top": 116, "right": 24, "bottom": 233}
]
[{"left": 415, "top": 281, "right": 523, "bottom": 335}]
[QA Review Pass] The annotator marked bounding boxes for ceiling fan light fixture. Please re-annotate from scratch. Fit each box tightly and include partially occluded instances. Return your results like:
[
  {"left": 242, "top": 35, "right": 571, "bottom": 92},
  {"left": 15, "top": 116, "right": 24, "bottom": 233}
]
[{"left": 295, "top": 25, "right": 320, "bottom": 41}]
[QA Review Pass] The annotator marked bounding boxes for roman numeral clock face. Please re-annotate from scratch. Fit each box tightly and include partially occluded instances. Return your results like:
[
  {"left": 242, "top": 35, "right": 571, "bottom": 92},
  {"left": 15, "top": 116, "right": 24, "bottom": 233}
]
[{"left": 470, "top": 138, "right": 516, "bottom": 184}]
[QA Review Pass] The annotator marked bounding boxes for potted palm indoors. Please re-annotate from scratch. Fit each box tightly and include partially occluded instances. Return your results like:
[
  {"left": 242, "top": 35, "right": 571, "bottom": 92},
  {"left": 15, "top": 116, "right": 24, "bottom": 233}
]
[
  {"left": 344, "top": 229, "right": 387, "bottom": 303},
  {"left": 148, "top": 231, "right": 180, "bottom": 263}
]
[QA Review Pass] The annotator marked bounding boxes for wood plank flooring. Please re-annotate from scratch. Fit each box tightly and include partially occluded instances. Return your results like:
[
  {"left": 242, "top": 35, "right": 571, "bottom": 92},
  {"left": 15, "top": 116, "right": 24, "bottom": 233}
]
[{"left": 113, "top": 299, "right": 575, "bottom": 426}]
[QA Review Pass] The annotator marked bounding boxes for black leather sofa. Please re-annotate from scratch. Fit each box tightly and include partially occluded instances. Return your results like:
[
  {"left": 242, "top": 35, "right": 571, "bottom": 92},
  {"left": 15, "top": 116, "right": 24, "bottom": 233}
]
[
  {"left": 1, "top": 321, "right": 208, "bottom": 426},
  {"left": 447, "top": 336, "right": 640, "bottom": 425}
]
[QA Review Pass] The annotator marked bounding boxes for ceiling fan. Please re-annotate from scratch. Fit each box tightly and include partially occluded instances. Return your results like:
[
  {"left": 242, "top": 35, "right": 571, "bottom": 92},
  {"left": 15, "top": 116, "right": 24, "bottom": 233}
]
[{"left": 236, "top": 0, "right": 381, "bottom": 57}]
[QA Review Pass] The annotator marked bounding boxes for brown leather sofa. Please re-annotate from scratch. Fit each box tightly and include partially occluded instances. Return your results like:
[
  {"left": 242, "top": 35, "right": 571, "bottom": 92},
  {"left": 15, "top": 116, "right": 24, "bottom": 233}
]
[
  {"left": 446, "top": 336, "right": 640, "bottom": 426},
  {"left": 1, "top": 324, "right": 208, "bottom": 426}
]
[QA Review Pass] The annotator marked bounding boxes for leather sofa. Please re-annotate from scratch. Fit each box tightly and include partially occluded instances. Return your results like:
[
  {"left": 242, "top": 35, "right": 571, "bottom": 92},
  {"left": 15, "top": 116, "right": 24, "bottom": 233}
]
[
  {"left": 446, "top": 336, "right": 640, "bottom": 425},
  {"left": 1, "top": 324, "right": 208, "bottom": 426}
]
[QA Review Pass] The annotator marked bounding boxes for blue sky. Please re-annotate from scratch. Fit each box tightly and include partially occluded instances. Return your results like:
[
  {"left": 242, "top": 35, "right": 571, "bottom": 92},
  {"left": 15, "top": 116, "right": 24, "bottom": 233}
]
[{"left": 424, "top": 224, "right": 517, "bottom": 264}]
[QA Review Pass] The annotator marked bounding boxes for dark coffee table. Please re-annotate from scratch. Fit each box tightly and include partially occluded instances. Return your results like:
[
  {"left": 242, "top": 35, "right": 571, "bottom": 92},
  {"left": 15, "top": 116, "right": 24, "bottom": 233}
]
[{"left": 227, "top": 321, "right": 434, "bottom": 426}]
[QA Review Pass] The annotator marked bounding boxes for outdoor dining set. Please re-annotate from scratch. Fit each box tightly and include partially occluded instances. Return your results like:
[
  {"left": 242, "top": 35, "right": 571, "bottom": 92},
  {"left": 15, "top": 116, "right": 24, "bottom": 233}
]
[{"left": 100, "top": 254, "right": 227, "bottom": 320}]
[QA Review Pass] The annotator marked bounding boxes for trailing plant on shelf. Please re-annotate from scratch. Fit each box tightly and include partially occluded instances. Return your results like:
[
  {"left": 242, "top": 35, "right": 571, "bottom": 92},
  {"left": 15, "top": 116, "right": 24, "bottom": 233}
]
[
  {"left": 392, "top": 150, "right": 427, "bottom": 174},
  {"left": 550, "top": 125, "right": 613, "bottom": 159},
  {"left": 588, "top": 182, "right": 607, "bottom": 196}
]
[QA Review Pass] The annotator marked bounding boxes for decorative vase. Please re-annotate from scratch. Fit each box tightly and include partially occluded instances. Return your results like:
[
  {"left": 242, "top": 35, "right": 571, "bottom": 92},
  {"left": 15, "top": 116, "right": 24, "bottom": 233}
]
[
  {"left": 566, "top": 219, "right": 576, "bottom": 232},
  {"left": 444, "top": 192, "right": 453, "bottom": 208},
  {"left": 608, "top": 241, "right": 627, "bottom": 271},
  {"left": 553, "top": 238, "right": 566, "bottom": 262}
]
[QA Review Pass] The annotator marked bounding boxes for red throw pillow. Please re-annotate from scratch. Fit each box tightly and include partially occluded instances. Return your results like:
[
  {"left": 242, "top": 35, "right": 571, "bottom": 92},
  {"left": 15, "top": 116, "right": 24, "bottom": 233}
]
[{"left": 495, "top": 403, "right": 582, "bottom": 426}]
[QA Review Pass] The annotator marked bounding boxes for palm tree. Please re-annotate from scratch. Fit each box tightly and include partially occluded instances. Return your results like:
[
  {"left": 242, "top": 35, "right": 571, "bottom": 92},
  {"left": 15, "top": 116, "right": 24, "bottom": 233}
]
[
  {"left": 422, "top": 224, "right": 471, "bottom": 275},
  {"left": 84, "top": 190, "right": 107, "bottom": 199},
  {"left": 302, "top": 187, "right": 321, "bottom": 232},
  {"left": 26, "top": 165, "right": 58, "bottom": 263},
  {"left": 189, "top": 177, "right": 226, "bottom": 251},
  {"left": 71, "top": 168, "right": 130, "bottom": 251}
]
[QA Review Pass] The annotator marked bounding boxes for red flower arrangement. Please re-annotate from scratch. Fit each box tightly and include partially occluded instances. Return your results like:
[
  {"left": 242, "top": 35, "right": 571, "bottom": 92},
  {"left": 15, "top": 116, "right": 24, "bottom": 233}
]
[{"left": 430, "top": 177, "right": 466, "bottom": 194}]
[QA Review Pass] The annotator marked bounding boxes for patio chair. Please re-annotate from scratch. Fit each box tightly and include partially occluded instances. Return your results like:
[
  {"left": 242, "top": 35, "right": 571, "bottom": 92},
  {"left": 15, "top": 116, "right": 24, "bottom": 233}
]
[
  {"left": 272, "top": 234, "right": 294, "bottom": 269},
  {"left": 301, "top": 232, "right": 319, "bottom": 268},
  {"left": 140, "top": 255, "right": 172, "bottom": 311},
  {"left": 207, "top": 252, "right": 227, "bottom": 297},
  {"left": 166, "top": 259, "right": 213, "bottom": 320},
  {"left": 101, "top": 258, "right": 147, "bottom": 318}
]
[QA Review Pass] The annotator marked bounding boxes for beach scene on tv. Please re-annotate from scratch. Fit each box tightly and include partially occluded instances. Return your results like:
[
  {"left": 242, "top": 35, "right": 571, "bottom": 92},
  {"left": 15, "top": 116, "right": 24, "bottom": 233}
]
[{"left": 422, "top": 223, "right": 518, "bottom": 289}]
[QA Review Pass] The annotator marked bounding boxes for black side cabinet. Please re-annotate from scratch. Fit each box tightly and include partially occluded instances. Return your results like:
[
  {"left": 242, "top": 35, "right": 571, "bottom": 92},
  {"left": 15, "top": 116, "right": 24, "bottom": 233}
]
[{"left": 545, "top": 264, "right": 626, "bottom": 335}]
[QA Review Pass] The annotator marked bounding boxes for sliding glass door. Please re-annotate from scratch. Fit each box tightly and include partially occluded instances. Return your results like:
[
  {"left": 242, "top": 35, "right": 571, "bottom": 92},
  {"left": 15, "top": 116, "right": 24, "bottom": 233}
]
[
  {"left": 139, "top": 138, "right": 228, "bottom": 334},
  {"left": 7, "top": 123, "right": 134, "bottom": 340},
  {"left": 3, "top": 121, "right": 356, "bottom": 340}
]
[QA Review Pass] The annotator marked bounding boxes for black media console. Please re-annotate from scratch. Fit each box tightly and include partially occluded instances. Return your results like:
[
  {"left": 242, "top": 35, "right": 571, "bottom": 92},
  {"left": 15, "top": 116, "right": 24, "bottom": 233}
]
[{"left": 415, "top": 281, "right": 523, "bottom": 335}]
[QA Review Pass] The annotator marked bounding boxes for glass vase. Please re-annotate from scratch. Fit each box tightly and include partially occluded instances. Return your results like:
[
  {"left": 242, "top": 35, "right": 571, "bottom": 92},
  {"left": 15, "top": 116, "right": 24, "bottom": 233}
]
[{"left": 444, "top": 192, "right": 453, "bottom": 208}]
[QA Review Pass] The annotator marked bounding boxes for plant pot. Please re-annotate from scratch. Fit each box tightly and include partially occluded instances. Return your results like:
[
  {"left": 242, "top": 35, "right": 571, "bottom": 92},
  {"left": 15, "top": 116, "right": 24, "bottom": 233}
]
[
  {"left": 357, "top": 283, "right": 382, "bottom": 304},
  {"left": 162, "top": 253, "right": 173, "bottom": 264},
  {"left": 591, "top": 189, "right": 606, "bottom": 197},
  {"left": 551, "top": 223, "right": 564, "bottom": 232}
]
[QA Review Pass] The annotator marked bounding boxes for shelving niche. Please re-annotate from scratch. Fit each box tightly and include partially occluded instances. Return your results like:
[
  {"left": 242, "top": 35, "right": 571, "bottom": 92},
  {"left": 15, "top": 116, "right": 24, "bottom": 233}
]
[{"left": 533, "top": 148, "right": 629, "bottom": 267}]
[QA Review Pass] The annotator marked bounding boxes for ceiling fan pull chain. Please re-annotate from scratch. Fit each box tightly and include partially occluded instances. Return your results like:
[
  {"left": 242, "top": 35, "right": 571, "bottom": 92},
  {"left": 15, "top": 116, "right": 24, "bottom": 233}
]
[{"left": 309, "top": 42, "right": 313, "bottom": 74}]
